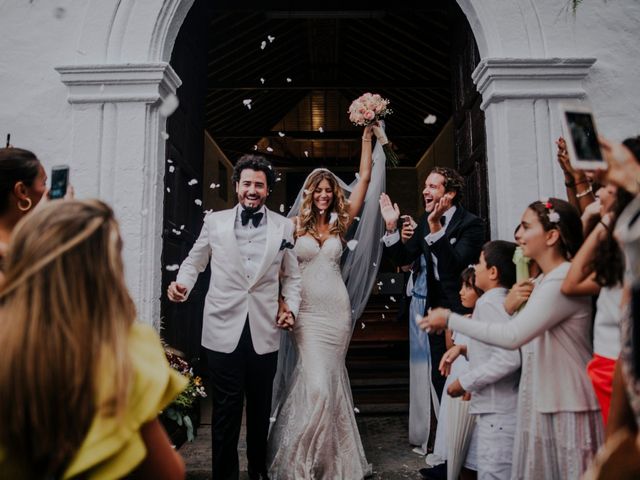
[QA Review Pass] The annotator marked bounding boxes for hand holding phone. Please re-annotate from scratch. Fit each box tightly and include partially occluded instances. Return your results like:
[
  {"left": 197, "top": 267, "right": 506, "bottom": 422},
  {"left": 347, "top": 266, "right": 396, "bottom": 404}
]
[
  {"left": 49, "top": 165, "right": 69, "bottom": 200},
  {"left": 559, "top": 102, "right": 606, "bottom": 171}
]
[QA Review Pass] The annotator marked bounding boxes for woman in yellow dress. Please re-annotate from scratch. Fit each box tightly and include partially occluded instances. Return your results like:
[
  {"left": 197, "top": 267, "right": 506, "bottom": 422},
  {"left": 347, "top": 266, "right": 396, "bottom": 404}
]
[{"left": 0, "top": 199, "right": 187, "bottom": 479}]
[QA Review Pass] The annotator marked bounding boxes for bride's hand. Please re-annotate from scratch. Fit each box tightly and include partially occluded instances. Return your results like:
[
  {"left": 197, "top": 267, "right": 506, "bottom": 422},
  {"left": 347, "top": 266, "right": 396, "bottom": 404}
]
[
  {"left": 371, "top": 122, "right": 388, "bottom": 145},
  {"left": 362, "top": 124, "right": 374, "bottom": 141}
]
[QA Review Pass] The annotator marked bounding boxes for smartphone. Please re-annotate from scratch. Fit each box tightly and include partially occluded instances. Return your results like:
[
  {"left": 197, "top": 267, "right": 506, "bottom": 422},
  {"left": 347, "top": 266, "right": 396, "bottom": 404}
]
[
  {"left": 50, "top": 165, "right": 69, "bottom": 199},
  {"left": 559, "top": 102, "right": 606, "bottom": 170}
]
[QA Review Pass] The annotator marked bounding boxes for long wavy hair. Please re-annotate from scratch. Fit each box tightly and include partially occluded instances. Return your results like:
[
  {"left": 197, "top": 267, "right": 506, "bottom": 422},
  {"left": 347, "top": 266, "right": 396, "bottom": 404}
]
[
  {"left": 0, "top": 200, "right": 136, "bottom": 478},
  {"left": 296, "top": 169, "right": 350, "bottom": 239}
]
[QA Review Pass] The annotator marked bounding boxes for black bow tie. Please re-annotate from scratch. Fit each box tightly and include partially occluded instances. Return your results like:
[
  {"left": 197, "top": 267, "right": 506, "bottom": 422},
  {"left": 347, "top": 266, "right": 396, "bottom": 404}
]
[{"left": 241, "top": 209, "right": 263, "bottom": 227}]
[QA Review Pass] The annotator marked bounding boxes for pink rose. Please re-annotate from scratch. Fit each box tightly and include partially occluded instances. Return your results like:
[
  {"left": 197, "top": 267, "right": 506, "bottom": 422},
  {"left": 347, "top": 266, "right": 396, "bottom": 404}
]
[{"left": 364, "top": 110, "right": 375, "bottom": 121}]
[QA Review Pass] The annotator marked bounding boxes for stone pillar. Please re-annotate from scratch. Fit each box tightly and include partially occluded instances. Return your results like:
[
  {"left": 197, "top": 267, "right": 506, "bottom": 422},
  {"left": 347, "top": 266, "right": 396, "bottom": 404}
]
[
  {"left": 472, "top": 58, "right": 596, "bottom": 239},
  {"left": 56, "top": 63, "right": 181, "bottom": 327}
]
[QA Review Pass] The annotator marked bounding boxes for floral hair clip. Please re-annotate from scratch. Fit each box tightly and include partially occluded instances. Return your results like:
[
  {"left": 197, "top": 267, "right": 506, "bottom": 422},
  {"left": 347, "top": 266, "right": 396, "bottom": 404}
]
[{"left": 541, "top": 198, "right": 560, "bottom": 224}]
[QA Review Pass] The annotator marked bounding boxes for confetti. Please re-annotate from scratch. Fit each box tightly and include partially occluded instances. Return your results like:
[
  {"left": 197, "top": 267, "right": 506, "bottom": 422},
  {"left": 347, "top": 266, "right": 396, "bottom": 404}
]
[
  {"left": 260, "top": 40, "right": 267, "bottom": 50},
  {"left": 414, "top": 313, "right": 423, "bottom": 325},
  {"left": 278, "top": 131, "right": 285, "bottom": 137},
  {"left": 377, "top": 281, "right": 383, "bottom": 287},
  {"left": 275, "top": 177, "right": 282, "bottom": 182},
  {"left": 384, "top": 305, "right": 389, "bottom": 309},
  {"left": 210, "top": 183, "right": 219, "bottom": 189},
  {"left": 373, "top": 262, "right": 377, "bottom": 267},
  {"left": 188, "top": 179, "right": 198, "bottom": 186},
  {"left": 172, "top": 228, "right": 181, "bottom": 235},
  {"left": 318, "top": 126, "right": 324, "bottom": 133},
  {"left": 159, "top": 93, "right": 179, "bottom": 117},
  {"left": 360, "top": 323, "right": 365, "bottom": 330},
  {"left": 260, "top": 77, "right": 265, "bottom": 84},
  {"left": 166, "top": 187, "right": 171, "bottom": 193},
  {"left": 355, "top": 172, "right": 360, "bottom": 180},
  {"left": 304, "top": 189, "right": 312, "bottom": 195},
  {"left": 382, "top": 314, "right": 386, "bottom": 319},
  {"left": 204, "top": 209, "right": 213, "bottom": 215},
  {"left": 266, "top": 146, "right": 274, "bottom": 152},
  {"left": 267, "top": 35, "right": 276, "bottom": 43},
  {"left": 269, "top": 417, "right": 276, "bottom": 423},
  {"left": 194, "top": 199, "right": 202, "bottom": 206},
  {"left": 168, "top": 165, "right": 175, "bottom": 173},
  {"left": 423, "top": 114, "right": 437, "bottom": 125},
  {"left": 180, "top": 225, "right": 185, "bottom": 230},
  {"left": 329, "top": 212, "right": 338, "bottom": 224},
  {"left": 167, "top": 159, "right": 173, "bottom": 163},
  {"left": 390, "top": 278, "right": 396, "bottom": 284},
  {"left": 319, "top": 210, "right": 325, "bottom": 215},
  {"left": 165, "top": 264, "right": 179, "bottom": 271},
  {"left": 286, "top": 77, "right": 292, "bottom": 83},
  {"left": 390, "top": 296, "right": 396, "bottom": 302},
  {"left": 354, "top": 407, "right": 360, "bottom": 413},
  {"left": 346, "top": 240, "right": 358, "bottom": 251},
  {"left": 304, "top": 150, "right": 309, "bottom": 157},
  {"left": 253, "top": 144, "right": 258, "bottom": 150},
  {"left": 243, "top": 99, "right": 252, "bottom": 110},
  {"left": 161, "top": 131, "right": 170, "bottom": 140},
  {"left": 354, "top": 216, "right": 360, "bottom": 221},
  {"left": 279, "top": 204, "right": 285, "bottom": 212}
]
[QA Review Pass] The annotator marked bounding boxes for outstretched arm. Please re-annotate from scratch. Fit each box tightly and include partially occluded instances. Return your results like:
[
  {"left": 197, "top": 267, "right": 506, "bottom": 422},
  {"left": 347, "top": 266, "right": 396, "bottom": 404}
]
[
  {"left": 172, "top": 220, "right": 212, "bottom": 301},
  {"left": 562, "top": 217, "right": 608, "bottom": 297},
  {"left": 346, "top": 125, "right": 374, "bottom": 224}
]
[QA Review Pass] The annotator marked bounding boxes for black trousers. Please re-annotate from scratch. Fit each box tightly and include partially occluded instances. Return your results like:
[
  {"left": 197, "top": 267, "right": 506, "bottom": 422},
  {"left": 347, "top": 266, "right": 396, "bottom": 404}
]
[
  {"left": 428, "top": 331, "right": 447, "bottom": 400},
  {"left": 206, "top": 320, "right": 278, "bottom": 480}
]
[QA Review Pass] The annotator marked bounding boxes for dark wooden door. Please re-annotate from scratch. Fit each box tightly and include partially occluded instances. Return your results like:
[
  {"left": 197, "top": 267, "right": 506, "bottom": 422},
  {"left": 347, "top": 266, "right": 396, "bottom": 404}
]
[
  {"left": 450, "top": 4, "right": 489, "bottom": 230},
  {"left": 160, "top": 0, "right": 208, "bottom": 360}
]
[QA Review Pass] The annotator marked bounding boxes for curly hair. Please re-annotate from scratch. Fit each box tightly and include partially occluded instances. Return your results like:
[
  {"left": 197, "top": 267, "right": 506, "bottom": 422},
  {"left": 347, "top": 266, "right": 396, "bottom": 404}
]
[
  {"left": 296, "top": 169, "right": 349, "bottom": 240},
  {"left": 527, "top": 198, "right": 583, "bottom": 260},
  {"left": 590, "top": 186, "right": 634, "bottom": 287},
  {"left": 232, "top": 154, "right": 276, "bottom": 192},
  {"left": 431, "top": 166, "right": 465, "bottom": 204}
]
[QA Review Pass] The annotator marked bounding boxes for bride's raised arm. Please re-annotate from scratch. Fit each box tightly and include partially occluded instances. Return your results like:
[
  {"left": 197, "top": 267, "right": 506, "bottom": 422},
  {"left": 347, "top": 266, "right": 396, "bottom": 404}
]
[{"left": 346, "top": 124, "right": 375, "bottom": 225}]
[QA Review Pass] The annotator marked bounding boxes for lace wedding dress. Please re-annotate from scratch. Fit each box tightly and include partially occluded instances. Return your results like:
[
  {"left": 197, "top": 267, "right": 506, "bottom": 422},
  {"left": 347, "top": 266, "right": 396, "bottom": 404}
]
[{"left": 267, "top": 235, "right": 371, "bottom": 479}]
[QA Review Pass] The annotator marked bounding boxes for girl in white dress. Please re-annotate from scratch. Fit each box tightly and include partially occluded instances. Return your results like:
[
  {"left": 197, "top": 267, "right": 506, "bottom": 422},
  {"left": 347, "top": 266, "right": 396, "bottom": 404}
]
[{"left": 422, "top": 198, "right": 603, "bottom": 479}]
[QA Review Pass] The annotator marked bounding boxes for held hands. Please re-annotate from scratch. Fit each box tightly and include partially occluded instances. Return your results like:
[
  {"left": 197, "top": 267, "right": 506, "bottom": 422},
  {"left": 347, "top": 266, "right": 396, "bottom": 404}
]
[
  {"left": 276, "top": 300, "right": 295, "bottom": 331},
  {"left": 439, "top": 344, "right": 466, "bottom": 377},
  {"left": 418, "top": 307, "right": 450, "bottom": 333},
  {"left": 447, "top": 378, "right": 467, "bottom": 398},
  {"left": 167, "top": 281, "right": 188, "bottom": 302},
  {"left": 379, "top": 193, "right": 400, "bottom": 232},
  {"left": 504, "top": 280, "right": 534, "bottom": 315}
]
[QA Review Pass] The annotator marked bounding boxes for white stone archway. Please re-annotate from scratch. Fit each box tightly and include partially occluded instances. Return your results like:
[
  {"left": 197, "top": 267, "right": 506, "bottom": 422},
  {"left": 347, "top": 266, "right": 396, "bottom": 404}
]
[{"left": 55, "top": 0, "right": 597, "bottom": 324}]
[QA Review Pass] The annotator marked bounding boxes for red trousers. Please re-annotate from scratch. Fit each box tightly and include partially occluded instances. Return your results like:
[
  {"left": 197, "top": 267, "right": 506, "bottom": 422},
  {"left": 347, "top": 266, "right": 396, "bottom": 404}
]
[{"left": 586, "top": 354, "right": 617, "bottom": 426}]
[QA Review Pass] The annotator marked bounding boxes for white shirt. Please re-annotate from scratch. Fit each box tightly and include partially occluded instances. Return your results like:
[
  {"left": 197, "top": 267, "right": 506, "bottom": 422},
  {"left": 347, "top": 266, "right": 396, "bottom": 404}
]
[
  {"left": 457, "top": 287, "right": 521, "bottom": 415},
  {"left": 382, "top": 206, "right": 457, "bottom": 281},
  {"left": 235, "top": 205, "right": 267, "bottom": 282},
  {"left": 593, "top": 286, "right": 623, "bottom": 359}
]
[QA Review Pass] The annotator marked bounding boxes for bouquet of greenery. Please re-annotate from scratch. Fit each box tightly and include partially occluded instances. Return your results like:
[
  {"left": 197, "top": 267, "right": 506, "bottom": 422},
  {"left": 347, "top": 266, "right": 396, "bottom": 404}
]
[{"left": 163, "top": 348, "right": 207, "bottom": 442}]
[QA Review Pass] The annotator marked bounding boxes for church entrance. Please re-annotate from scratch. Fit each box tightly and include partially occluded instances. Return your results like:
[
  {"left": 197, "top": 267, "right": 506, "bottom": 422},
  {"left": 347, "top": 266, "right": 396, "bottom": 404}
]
[{"left": 160, "top": 0, "right": 487, "bottom": 412}]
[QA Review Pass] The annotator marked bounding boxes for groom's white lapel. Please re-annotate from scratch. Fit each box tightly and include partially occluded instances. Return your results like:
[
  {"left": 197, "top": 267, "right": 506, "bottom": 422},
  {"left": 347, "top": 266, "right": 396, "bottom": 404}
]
[
  {"left": 250, "top": 208, "right": 284, "bottom": 288},
  {"left": 218, "top": 205, "right": 246, "bottom": 281}
]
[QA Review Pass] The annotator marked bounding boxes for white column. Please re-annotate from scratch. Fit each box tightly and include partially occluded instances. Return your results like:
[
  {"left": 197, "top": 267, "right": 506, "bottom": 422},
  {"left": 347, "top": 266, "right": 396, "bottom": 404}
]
[
  {"left": 56, "top": 63, "right": 181, "bottom": 327},
  {"left": 472, "top": 58, "right": 596, "bottom": 239}
]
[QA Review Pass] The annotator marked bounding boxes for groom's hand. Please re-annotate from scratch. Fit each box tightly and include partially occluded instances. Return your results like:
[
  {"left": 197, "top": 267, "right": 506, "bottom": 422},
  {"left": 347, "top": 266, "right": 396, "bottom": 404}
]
[
  {"left": 276, "top": 301, "right": 295, "bottom": 330},
  {"left": 379, "top": 193, "right": 400, "bottom": 232},
  {"left": 167, "top": 281, "right": 188, "bottom": 302}
]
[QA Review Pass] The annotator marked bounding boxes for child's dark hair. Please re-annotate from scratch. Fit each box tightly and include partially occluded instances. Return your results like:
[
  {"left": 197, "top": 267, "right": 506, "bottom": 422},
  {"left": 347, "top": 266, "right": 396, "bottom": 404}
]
[
  {"left": 460, "top": 266, "right": 483, "bottom": 297},
  {"left": 482, "top": 240, "right": 518, "bottom": 289},
  {"left": 527, "top": 198, "right": 583, "bottom": 260},
  {"left": 231, "top": 154, "right": 276, "bottom": 192}
]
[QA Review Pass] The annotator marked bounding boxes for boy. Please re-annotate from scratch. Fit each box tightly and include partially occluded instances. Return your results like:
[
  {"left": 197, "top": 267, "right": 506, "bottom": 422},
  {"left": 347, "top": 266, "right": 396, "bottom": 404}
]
[{"left": 428, "top": 240, "right": 521, "bottom": 480}]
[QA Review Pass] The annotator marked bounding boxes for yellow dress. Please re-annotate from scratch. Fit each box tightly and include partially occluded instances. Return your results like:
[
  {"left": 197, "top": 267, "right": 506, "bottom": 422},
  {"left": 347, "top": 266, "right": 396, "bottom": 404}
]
[{"left": 0, "top": 322, "right": 188, "bottom": 479}]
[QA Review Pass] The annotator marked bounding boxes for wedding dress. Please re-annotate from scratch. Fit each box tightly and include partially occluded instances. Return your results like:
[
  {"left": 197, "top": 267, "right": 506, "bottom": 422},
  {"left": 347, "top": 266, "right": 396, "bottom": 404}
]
[{"left": 267, "top": 235, "right": 371, "bottom": 479}]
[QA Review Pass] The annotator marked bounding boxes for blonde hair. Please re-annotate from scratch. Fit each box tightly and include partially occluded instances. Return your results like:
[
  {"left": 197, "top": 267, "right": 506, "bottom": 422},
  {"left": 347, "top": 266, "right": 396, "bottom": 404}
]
[
  {"left": 0, "top": 199, "right": 136, "bottom": 477},
  {"left": 297, "top": 169, "right": 349, "bottom": 239}
]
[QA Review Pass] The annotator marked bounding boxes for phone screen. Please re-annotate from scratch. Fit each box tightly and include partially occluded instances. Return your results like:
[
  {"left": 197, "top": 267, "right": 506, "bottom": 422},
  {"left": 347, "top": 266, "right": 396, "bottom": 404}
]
[
  {"left": 50, "top": 166, "right": 69, "bottom": 199},
  {"left": 565, "top": 111, "right": 603, "bottom": 162}
]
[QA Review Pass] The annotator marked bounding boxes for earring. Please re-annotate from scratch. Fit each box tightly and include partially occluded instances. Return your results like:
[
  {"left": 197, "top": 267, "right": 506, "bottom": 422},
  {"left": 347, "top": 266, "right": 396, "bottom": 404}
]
[{"left": 18, "top": 197, "right": 32, "bottom": 212}]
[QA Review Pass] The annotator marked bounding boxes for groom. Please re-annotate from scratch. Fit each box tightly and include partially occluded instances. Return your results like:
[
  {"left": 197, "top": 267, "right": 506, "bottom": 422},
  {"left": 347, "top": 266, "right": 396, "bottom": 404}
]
[{"left": 167, "top": 154, "right": 301, "bottom": 480}]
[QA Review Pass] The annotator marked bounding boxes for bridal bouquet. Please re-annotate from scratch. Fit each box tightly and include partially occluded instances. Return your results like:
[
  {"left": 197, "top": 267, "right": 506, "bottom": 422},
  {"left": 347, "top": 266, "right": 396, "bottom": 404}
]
[{"left": 348, "top": 93, "right": 399, "bottom": 167}]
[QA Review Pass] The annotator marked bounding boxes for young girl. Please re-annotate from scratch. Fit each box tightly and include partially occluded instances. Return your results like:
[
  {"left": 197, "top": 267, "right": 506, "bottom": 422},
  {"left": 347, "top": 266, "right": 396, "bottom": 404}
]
[
  {"left": 423, "top": 198, "right": 603, "bottom": 479},
  {"left": 424, "top": 266, "right": 481, "bottom": 477},
  {"left": 0, "top": 200, "right": 187, "bottom": 479}
]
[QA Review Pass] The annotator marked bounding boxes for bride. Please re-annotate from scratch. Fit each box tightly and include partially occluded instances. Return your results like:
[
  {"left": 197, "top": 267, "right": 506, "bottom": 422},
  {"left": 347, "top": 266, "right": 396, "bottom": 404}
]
[{"left": 267, "top": 123, "right": 387, "bottom": 479}]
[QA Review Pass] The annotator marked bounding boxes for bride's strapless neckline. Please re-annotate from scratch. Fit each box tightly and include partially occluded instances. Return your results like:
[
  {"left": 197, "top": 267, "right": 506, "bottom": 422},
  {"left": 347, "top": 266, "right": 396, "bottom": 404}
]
[{"left": 297, "top": 235, "right": 341, "bottom": 249}]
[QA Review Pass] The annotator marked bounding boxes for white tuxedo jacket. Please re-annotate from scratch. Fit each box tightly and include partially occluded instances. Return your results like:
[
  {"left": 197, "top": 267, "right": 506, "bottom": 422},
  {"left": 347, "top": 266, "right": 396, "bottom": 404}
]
[{"left": 176, "top": 205, "right": 301, "bottom": 354}]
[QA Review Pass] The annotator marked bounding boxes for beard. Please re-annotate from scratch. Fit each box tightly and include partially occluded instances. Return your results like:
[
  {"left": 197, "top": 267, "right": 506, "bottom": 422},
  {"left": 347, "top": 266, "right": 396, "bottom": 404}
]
[{"left": 239, "top": 193, "right": 265, "bottom": 212}]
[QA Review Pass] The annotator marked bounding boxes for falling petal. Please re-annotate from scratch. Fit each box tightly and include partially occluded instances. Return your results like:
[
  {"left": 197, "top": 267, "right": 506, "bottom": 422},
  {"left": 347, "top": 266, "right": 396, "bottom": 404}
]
[
  {"left": 275, "top": 177, "right": 282, "bottom": 182},
  {"left": 166, "top": 187, "right": 171, "bottom": 193},
  {"left": 194, "top": 199, "right": 202, "bottom": 206},
  {"left": 319, "top": 210, "right": 325, "bottom": 215},
  {"left": 360, "top": 323, "right": 365, "bottom": 330},
  {"left": 329, "top": 212, "right": 338, "bottom": 224},
  {"left": 304, "top": 189, "right": 311, "bottom": 195},
  {"left": 304, "top": 150, "right": 309, "bottom": 157},
  {"left": 166, "top": 264, "right": 179, "bottom": 271},
  {"left": 180, "top": 225, "right": 185, "bottom": 230},
  {"left": 373, "top": 262, "right": 377, "bottom": 267},
  {"left": 159, "top": 93, "right": 179, "bottom": 117},
  {"left": 188, "top": 179, "right": 198, "bottom": 186},
  {"left": 384, "top": 305, "right": 389, "bottom": 309},
  {"left": 260, "top": 40, "right": 267, "bottom": 50},
  {"left": 355, "top": 172, "right": 360, "bottom": 180},
  {"left": 354, "top": 216, "right": 360, "bottom": 221},
  {"left": 267, "top": 35, "right": 275, "bottom": 43},
  {"left": 169, "top": 165, "right": 175, "bottom": 173},
  {"left": 269, "top": 417, "right": 276, "bottom": 423},
  {"left": 172, "top": 229, "right": 181, "bottom": 235},
  {"left": 286, "top": 77, "right": 292, "bottom": 83},
  {"left": 382, "top": 314, "right": 386, "bottom": 319},
  {"left": 390, "top": 296, "right": 396, "bottom": 302},
  {"left": 278, "top": 131, "right": 285, "bottom": 137},
  {"left": 210, "top": 183, "right": 219, "bottom": 189},
  {"left": 167, "top": 159, "right": 173, "bottom": 163},
  {"left": 318, "top": 126, "right": 324, "bottom": 133},
  {"left": 279, "top": 204, "right": 285, "bottom": 213},
  {"left": 204, "top": 209, "right": 213, "bottom": 215},
  {"left": 390, "top": 278, "right": 396, "bottom": 284},
  {"left": 423, "top": 114, "right": 437, "bottom": 125},
  {"left": 260, "top": 77, "right": 265, "bottom": 84},
  {"left": 347, "top": 240, "right": 358, "bottom": 251},
  {"left": 414, "top": 313, "right": 422, "bottom": 325},
  {"left": 253, "top": 144, "right": 258, "bottom": 150},
  {"left": 161, "top": 131, "right": 170, "bottom": 140},
  {"left": 377, "top": 281, "right": 383, "bottom": 287},
  {"left": 354, "top": 407, "right": 360, "bottom": 413},
  {"left": 266, "top": 146, "right": 274, "bottom": 152}
]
